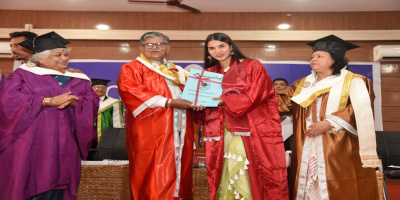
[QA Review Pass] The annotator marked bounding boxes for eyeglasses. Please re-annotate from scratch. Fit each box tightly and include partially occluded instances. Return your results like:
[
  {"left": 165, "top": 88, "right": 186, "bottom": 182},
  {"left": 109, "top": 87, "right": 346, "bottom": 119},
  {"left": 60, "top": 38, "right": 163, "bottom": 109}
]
[
  {"left": 142, "top": 42, "right": 168, "bottom": 49},
  {"left": 93, "top": 86, "right": 107, "bottom": 90}
]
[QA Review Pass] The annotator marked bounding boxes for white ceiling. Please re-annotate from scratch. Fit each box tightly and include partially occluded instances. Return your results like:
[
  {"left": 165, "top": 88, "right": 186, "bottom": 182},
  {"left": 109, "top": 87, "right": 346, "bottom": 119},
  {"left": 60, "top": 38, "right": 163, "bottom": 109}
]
[{"left": 0, "top": 0, "right": 399, "bottom": 13}]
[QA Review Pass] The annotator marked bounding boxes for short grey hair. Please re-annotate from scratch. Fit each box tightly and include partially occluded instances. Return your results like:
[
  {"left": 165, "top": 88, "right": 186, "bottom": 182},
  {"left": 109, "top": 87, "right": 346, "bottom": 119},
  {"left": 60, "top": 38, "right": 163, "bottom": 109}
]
[
  {"left": 139, "top": 32, "right": 169, "bottom": 46},
  {"left": 30, "top": 48, "right": 71, "bottom": 65}
]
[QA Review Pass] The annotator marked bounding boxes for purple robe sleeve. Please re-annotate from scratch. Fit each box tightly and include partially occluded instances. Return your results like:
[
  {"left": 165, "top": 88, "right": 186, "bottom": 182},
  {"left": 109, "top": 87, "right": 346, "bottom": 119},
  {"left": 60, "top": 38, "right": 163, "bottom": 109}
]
[
  {"left": 0, "top": 70, "right": 45, "bottom": 151},
  {"left": 72, "top": 82, "right": 99, "bottom": 159}
]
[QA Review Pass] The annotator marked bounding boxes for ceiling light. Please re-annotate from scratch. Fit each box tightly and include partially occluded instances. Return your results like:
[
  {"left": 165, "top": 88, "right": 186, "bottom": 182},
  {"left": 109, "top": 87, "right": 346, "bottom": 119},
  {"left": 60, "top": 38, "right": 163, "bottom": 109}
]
[
  {"left": 264, "top": 44, "right": 277, "bottom": 52},
  {"left": 267, "top": 44, "right": 276, "bottom": 49},
  {"left": 96, "top": 24, "right": 110, "bottom": 30},
  {"left": 278, "top": 23, "right": 290, "bottom": 30},
  {"left": 120, "top": 43, "right": 130, "bottom": 53}
]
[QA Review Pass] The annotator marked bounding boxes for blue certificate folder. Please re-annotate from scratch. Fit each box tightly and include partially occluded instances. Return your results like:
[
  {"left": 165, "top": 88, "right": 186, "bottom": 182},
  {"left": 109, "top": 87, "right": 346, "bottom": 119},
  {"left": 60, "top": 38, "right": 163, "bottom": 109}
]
[{"left": 181, "top": 69, "right": 223, "bottom": 107}]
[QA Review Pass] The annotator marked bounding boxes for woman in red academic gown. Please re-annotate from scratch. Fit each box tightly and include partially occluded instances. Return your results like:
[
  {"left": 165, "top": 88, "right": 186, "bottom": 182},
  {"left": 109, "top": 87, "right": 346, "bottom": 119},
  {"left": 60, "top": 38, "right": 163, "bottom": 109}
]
[{"left": 194, "top": 33, "right": 289, "bottom": 200}]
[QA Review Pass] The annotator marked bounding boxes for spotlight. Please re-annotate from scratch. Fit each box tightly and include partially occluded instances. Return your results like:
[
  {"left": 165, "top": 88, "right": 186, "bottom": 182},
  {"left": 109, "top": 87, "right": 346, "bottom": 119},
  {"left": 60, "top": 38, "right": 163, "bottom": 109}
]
[
  {"left": 277, "top": 24, "right": 290, "bottom": 30},
  {"left": 96, "top": 24, "right": 110, "bottom": 30}
]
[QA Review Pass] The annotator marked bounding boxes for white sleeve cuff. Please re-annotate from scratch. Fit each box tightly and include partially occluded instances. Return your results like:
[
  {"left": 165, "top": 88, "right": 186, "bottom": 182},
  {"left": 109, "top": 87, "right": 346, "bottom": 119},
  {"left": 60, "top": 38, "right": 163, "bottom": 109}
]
[
  {"left": 148, "top": 97, "right": 168, "bottom": 108},
  {"left": 326, "top": 119, "right": 343, "bottom": 131}
]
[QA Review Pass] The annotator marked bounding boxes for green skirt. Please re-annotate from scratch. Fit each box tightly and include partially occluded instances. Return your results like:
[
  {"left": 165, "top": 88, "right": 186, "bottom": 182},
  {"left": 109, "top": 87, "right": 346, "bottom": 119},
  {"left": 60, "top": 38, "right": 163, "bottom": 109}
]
[{"left": 215, "top": 126, "right": 253, "bottom": 200}]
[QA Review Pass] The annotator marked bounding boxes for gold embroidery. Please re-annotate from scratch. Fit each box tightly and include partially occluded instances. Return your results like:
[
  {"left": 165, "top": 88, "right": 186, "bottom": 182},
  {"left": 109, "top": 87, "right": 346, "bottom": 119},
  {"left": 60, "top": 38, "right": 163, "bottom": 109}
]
[
  {"left": 338, "top": 71, "right": 354, "bottom": 110},
  {"left": 298, "top": 87, "right": 331, "bottom": 108},
  {"left": 360, "top": 155, "right": 382, "bottom": 168},
  {"left": 97, "top": 113, "right": 102, "bottom": 142},
  {"left": 293, "top": 77, "right": 307, "bottom": 97},
  {"left": 326, "top": 129, "right": 345, "bottom": 134},
  {"left": 139, "top": 53, "right": 181, "bottom": 84}
]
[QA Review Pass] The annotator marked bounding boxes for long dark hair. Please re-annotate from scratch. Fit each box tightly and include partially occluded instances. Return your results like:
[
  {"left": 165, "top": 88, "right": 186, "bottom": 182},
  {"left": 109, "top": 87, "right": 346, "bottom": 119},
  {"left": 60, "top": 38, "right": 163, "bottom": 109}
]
[
  {"left": 329, "top": 52, "right": 349, "bottom": 75},
  {"left": 204, "top": 33, "right": 247, "bottom": 69}
]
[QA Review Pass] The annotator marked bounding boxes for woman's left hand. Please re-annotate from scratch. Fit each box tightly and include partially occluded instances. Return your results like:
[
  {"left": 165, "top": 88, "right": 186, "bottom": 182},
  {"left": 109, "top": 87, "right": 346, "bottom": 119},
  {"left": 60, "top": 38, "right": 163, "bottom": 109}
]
[
  {"left": 305, "top": 121, "right": 332, "bottom": 137},
  {"left": 58, "top": 100, "right": 76, "bottom": 109},
  {"left": 212, "top": 96, "right": 225, "bottom": 106}
]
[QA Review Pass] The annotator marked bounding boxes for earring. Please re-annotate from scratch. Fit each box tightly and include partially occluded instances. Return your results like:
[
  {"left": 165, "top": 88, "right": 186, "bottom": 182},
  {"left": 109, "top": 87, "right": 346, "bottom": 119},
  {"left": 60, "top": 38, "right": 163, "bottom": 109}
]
[
  {"left": 231, "top": 51, "right": 235, "bottom": 55},
  {"left": 207, "top": 55, "right": 212, "bottom": 60}
]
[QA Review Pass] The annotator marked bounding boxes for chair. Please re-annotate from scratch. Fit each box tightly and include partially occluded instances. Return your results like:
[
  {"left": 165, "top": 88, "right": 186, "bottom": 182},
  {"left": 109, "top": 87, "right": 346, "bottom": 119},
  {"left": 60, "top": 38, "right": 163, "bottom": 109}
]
[
  {"left": 376, "top": 131, "right": 400, "bottom": 179},
  {"left": 96, "top": 127, "right": 128, "bottom": 161}
]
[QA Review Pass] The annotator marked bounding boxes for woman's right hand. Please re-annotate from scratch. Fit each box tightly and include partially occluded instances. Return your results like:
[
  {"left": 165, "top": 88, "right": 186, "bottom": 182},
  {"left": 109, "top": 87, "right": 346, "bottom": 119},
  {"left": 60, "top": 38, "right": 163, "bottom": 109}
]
[
  {"left": 305, "top": 121, "right": 331, "bottom": 137},
  {"left": 50, "top": 91, "right": 79, "bottom": 109},
  {"left": 193, "top": 104, "right": 206, "bottom": 111},
  {"left": 212, "top": 96, "right": 225, "bottom": 106}
]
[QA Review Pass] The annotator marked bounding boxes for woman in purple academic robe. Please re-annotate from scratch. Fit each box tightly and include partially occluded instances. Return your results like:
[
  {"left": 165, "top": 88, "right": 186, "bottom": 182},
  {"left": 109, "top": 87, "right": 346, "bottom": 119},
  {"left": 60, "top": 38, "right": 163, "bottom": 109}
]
[{"left": 0, "top": 32, "right": 99, "bottom": 200}]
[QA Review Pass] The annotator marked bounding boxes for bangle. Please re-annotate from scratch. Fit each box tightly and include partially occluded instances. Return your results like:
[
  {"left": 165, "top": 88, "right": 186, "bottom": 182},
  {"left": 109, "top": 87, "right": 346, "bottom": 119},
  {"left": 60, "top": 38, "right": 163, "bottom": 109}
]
[
  {"left": 325, "top": 120, "right": 334, "bottom": 129},
  {"left": 166, "top": 99, "right": 171, "bottom": 108},
  {"left": 327, "top": 129, "right": 346, "bottom": 135},
  {"left": 42, "top": 97, "right": 52, "bottom": 106}
]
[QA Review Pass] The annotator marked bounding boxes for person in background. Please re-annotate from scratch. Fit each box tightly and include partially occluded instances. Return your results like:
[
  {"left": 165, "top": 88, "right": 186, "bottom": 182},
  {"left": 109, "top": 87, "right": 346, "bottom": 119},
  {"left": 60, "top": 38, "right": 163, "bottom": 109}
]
[
  {"left": 0, "top": 32, "right": 38, "bottom": 90},
  {"left": 194, "top": 32, "right": 289, "bottom": 200},
  {"left": 273, "top": 78, "right": 293, "bottom": 165},
  {"left": 117, "top": 31, "right": 194, "bottom": 199},
  {"left": 0, "top": 31, "right": 99, "bottom": 200},
  {"left": 9, "top": 31, "right": 38, "bottom": 64},
  {"left": 278, "top": 35, "right": 380, "bottom": 199},
  {"left": 272, "top": 78, "right": 293, "bottom": 159},
  {"left": 273, "top": 78, "right": 288, "bottom": 93},
  {"left": 91, "top": 78, "right": 124, "bottom": 147}
]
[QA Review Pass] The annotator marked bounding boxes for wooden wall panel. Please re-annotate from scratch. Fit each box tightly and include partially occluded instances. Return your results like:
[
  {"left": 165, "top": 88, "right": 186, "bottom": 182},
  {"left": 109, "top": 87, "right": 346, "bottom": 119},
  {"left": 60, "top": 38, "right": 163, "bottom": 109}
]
[
  {"left": 383, "top": 122, "right": 400, "bottom": 132},
  {"left": 380, "top": 63, "right": 400, "bottom": 131},
  {"left": 0, "top": 58, "right": 14, "bottom": 75},
  {"left": 381, "top": 77, "right": 400, "bottom": 92},
  {"left": 1, "top": 10, "right": 400, "bottom": 30},
  {"left": 382, "top": 92, "right": 400, "bottom": 107},
  {"left": 381, "top": 63, "right": 400, "bottom": 77},
  {"left": 382, "top": 107, "right": 400, "bottom": 122}
]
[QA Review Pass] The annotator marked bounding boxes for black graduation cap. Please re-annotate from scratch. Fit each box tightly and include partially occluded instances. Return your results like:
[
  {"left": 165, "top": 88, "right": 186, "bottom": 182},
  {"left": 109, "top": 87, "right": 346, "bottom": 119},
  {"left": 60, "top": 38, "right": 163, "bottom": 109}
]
[
  {"left": 18, "top": 31, "right": 70, "bottom": 54},
  {"left": 91, "top": 78, "right": 111, "bottom": 86},
  {"left": 306, "top": 35, "right": 359, "bottom": 59}
]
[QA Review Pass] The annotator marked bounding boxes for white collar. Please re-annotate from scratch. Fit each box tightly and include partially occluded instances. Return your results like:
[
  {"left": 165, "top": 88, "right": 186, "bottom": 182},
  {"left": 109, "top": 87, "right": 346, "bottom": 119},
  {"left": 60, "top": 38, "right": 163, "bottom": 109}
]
[
  {"left": 291, "top": 69, "right": 348, "bottom": 107},
  {"left": 19, "top": 64, "right": 91, "bottom": 81}
]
